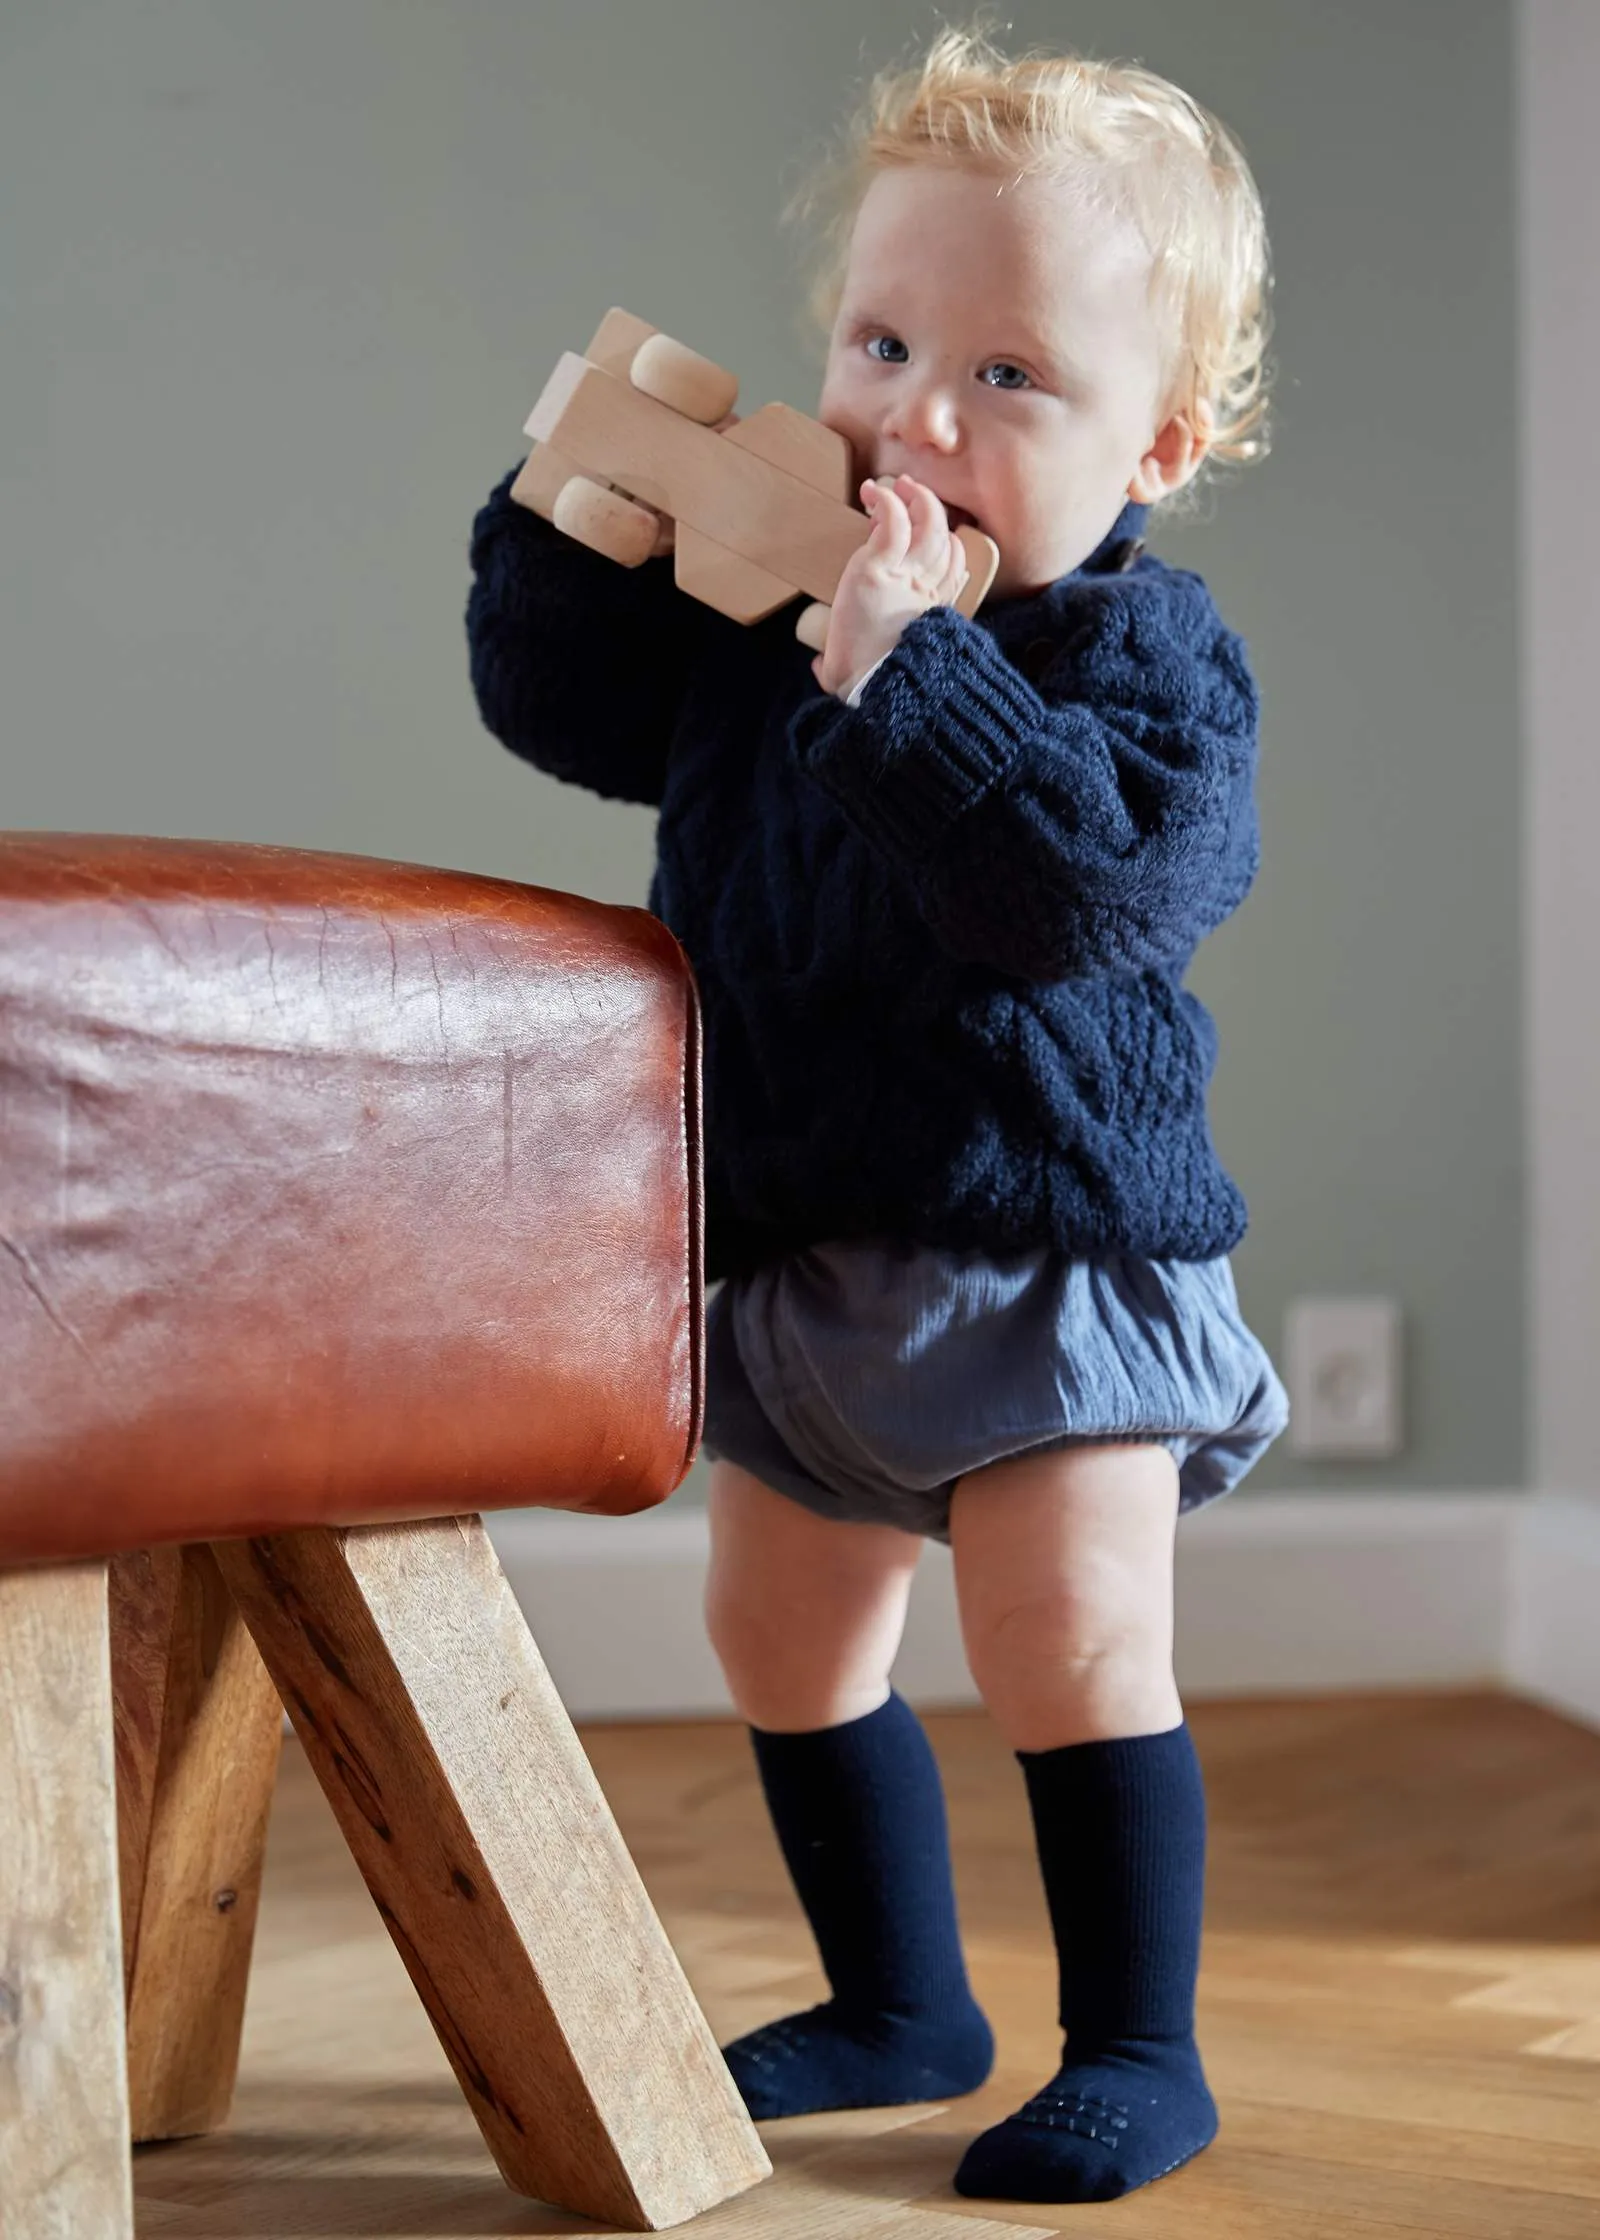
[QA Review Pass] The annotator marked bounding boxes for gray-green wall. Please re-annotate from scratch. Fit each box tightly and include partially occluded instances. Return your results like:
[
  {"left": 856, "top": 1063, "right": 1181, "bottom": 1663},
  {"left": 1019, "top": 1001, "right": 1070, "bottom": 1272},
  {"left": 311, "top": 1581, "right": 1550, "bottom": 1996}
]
[{"left": 1, "top": 0, "right": 1520, "bottom": 1494}]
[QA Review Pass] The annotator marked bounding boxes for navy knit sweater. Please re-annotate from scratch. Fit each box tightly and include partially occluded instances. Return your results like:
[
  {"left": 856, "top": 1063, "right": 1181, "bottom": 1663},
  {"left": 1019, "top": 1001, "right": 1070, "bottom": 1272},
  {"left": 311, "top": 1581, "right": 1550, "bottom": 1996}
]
[{"left": 466, "top": 468, "right": 1261, "bottom": 1283}]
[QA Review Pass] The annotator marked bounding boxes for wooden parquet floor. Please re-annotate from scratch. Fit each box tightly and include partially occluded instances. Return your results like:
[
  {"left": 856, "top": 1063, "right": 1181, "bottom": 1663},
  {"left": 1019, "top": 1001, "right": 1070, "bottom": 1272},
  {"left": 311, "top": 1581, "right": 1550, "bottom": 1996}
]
[{"left": 133, "top": 1693, "right": 1600, "bottom": 2238}]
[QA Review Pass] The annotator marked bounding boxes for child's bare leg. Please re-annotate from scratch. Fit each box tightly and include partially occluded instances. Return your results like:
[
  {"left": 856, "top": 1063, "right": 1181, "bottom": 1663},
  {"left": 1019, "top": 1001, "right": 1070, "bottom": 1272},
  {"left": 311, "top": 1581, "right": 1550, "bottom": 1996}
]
[
  {"left": 705, "top": 1462, "right": 993, "bottom": 2116},
  {"left": 947, "top": 1445, "right": 1216, "bottom": 2205},
  {"left": 949, "top": 1442, "right": 1182, "bottom": 1750},
  {"left": 704, "top": 1462, "right": 921, "bottom": 1730}
]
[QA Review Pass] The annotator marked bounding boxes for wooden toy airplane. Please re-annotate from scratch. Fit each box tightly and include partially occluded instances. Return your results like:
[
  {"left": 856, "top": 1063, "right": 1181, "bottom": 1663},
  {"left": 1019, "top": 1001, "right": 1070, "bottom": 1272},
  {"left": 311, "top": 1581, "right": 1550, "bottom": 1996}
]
[{"left": 512, "top": 308, "right": 1000, "bottom": 652}]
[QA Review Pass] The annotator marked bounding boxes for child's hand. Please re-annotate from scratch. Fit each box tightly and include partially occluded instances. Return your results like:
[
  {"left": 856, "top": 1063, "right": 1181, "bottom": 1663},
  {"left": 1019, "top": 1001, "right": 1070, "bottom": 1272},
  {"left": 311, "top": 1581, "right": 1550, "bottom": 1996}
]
[{"left": 812, "top": 474, "right": 970, "bottom": 699}]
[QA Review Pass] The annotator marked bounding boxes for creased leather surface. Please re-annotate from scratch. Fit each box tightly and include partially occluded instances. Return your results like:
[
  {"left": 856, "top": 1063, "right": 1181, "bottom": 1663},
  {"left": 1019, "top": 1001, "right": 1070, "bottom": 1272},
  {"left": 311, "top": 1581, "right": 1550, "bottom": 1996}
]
[{"left": 0, "top": 834, "right": 703, "bottom": 1565}]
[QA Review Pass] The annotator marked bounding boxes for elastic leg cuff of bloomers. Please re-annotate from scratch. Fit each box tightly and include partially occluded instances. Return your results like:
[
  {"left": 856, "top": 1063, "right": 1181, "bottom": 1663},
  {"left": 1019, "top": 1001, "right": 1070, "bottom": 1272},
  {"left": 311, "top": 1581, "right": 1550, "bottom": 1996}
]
[{"left": 701, "top": 1247, "right": 1289, "bottom": 1544}]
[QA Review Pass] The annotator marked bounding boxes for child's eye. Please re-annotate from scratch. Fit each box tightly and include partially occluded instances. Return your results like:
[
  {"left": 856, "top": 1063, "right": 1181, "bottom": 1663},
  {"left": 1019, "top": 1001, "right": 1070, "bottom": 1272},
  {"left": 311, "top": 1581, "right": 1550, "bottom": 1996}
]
[
  {"left": 865, "top": 334, "right": 909, "bottom": 364},
  {"left": 981, "top": 361, "right": 1032, "bottom": 391}
]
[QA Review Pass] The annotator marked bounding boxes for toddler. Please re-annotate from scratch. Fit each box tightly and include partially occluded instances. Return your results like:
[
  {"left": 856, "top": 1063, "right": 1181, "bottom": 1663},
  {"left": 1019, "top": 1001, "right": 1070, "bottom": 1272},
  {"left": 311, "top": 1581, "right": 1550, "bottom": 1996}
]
[{"left": 467, "top": 26, "right": 1289, "bottom": 2207}]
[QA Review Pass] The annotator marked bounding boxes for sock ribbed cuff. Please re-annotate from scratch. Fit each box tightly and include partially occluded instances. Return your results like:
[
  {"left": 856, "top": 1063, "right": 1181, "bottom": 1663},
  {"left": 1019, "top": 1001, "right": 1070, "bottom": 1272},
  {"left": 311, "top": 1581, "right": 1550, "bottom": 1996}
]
[{"left": 1018, "top": 1721, "right": 1206, "bottom": 2045}]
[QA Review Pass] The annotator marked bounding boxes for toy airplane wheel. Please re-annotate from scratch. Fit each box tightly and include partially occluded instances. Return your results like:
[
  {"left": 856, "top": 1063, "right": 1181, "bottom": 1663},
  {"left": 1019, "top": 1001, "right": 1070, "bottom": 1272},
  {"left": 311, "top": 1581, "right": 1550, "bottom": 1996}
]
[
  {"left": 795, "top": 603, "right": 831, "bottom": 652},
  {"left": 551, "top": 476, "right": 661, "bottom": 568},
  {"left": 629, "top": 334, "right": 739, "bottom": 425}
]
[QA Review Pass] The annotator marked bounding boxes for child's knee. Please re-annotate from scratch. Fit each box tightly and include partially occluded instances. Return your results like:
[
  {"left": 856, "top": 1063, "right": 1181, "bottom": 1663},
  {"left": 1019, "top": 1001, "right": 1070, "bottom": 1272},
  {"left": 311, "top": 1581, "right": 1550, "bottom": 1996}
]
[
  {"left": 703, "top": 1559, "right": 907, "bottom": 1731},
  {"left": 707, "top": 1629, "right": 895, "bottom": 1733},
  {"left": 965, "top": 1592, "right": 1179, "bottom": 1750}
]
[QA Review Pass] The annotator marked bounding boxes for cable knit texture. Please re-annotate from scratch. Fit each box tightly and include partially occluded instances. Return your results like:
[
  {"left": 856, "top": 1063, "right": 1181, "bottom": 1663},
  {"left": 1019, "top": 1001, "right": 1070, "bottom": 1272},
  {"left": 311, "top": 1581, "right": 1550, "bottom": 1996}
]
[{"left": 467, "top": 471, "right": 1261, "bottom": 1281}]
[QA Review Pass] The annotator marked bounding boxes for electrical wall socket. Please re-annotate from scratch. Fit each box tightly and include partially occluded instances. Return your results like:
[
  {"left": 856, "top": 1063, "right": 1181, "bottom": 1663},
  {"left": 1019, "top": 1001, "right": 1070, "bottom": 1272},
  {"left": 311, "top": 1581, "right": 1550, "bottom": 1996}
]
[{"left": 1283, "top": 1296, "right": 1403, "bottom": 1459}]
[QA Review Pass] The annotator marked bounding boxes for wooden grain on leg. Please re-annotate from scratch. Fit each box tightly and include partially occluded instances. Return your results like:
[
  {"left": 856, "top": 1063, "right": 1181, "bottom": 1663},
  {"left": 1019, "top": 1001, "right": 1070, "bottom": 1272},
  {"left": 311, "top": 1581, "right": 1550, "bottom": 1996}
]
[
  {"left": 211, "top": 1515, "right": 770, "bottom": 2231},
  {"left": 115, "top": 1545, "right": 283, "bottom": 2143},
  {"left": 108, "top": 1545, "right": 184, "bottom": 1992},
  {"left": 0, "top": 1559, "right": 133, "bottom": 2239}
]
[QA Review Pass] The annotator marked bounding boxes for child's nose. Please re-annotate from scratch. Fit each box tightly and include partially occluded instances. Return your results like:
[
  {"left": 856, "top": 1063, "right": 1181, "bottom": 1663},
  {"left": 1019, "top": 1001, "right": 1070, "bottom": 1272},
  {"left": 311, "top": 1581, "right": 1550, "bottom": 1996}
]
[{"left": 884, "top": 381, "right": 962, "bottom": 454}]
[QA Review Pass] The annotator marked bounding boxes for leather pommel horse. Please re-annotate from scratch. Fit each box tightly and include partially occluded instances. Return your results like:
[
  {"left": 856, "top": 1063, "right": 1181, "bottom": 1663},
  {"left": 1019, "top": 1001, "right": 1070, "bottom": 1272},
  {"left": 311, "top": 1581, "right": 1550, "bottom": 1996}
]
[{"left": 0, "top": 832, "right": 769, "bottom": 2235}]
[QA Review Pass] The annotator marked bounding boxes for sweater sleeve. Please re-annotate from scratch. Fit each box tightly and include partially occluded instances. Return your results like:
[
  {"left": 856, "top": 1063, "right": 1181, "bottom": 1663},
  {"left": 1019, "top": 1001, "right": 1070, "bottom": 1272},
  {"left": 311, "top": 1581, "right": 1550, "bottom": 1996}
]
[
  {"left": 465, "top": 464, "right": 710, "bottom": 807},
  {"left": 786, "top": 569, "right": 1261, "bottom": 980}
]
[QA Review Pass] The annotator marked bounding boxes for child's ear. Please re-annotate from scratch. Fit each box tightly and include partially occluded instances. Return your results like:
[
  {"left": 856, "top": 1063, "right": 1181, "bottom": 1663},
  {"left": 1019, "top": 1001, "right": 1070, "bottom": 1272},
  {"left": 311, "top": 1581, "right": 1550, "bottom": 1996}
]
[{"left": 1127, "top": 400, "right": 1214, "bottom": 504}]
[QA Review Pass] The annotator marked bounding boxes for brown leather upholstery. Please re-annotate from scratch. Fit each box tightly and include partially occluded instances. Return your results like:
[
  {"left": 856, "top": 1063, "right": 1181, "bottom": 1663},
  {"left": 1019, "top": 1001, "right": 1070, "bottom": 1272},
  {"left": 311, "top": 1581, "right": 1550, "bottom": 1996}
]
[{"left": 0, "top": 835, "right": 703, "bottom": 1565}]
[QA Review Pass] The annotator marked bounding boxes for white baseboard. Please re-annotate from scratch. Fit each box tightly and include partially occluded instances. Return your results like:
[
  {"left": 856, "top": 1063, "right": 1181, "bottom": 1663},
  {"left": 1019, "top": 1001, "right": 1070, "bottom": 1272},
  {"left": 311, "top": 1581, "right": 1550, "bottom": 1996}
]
[
  {"left": 1505, "top": 1494, "right": 1600, "bottom": 1730},
  {"left": 486, "top": 1491, "right": 1534, "bottom": 1725},
  {"left": 1172, "top": 1493, "right": 1517, "bottom": 1695}
]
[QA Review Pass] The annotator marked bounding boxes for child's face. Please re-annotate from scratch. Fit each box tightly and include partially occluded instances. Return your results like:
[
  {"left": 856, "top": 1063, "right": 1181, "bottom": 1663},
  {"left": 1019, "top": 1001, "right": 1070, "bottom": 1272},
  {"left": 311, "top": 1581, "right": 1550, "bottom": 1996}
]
[{"left": 818, "top": 163, "right": 1197, "bottom": 599}]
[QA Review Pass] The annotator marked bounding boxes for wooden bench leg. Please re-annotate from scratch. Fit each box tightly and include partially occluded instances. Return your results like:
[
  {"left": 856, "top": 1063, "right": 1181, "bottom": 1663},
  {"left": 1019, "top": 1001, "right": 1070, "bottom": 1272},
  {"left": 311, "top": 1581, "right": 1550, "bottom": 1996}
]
[
  {"left": 110, "top": 1545, "right": 283, "bottom": 2142},
  {"left": 108, "top": 1545, "right": 185, "bottom": 2000},
  {"left": 211, "top": 1515, "right": 771, "bottom": 2231},
  {"left": 0, "top": 1559, "right": 134, "bottom": 2238}
]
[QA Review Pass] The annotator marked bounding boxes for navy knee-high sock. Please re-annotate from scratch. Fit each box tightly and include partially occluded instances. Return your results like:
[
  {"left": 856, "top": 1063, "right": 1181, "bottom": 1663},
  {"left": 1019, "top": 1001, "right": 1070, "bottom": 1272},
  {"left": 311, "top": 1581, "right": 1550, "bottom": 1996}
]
[
  {"left": 954, "top": 1722, "right": 1217, "bottom": 2203},
  {"left": 721, "top": 1691, "right": 994, "bottom": 2118}
]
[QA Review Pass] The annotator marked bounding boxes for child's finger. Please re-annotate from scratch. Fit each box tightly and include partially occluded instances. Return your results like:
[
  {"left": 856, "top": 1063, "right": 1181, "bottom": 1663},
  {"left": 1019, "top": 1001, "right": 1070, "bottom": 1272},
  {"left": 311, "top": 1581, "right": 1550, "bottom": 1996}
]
[
  {"left": 934, "top": 523, "right": 963, "bottom": 577},
  {"left": 938, "top": 542, "right": 971, "bottom": 606},
  {"left": 868, "top": 478, "right": 913, "bottom": 559},
  {"left": 897, "top": 476, "right": 952, "bottom": 579},
  {"left": 863, "top": 479, "right": 912, "bottom": 566}
]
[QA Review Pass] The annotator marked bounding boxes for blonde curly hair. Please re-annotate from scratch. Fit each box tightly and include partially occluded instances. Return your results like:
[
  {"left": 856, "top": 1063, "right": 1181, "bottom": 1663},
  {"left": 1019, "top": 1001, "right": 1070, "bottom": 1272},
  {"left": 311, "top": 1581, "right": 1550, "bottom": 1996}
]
[{"left": 786, "top": 24, "right": 1274, "bottom": 489}]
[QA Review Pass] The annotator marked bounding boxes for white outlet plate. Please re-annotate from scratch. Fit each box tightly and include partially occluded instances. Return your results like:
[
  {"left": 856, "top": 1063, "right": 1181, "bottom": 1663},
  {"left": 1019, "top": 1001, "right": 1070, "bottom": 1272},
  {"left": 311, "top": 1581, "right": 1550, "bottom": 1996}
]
[{"left": 1283, "top": 1296, "right": 1403, "bottom": 1458}]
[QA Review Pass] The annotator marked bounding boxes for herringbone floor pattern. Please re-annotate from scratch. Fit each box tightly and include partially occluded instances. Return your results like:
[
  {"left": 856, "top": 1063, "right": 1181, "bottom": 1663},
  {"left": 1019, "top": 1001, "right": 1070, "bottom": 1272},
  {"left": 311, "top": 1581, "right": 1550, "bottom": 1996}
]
[{"left": 134, "top": 1693, "right": 1600, "bottom": 2237}]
